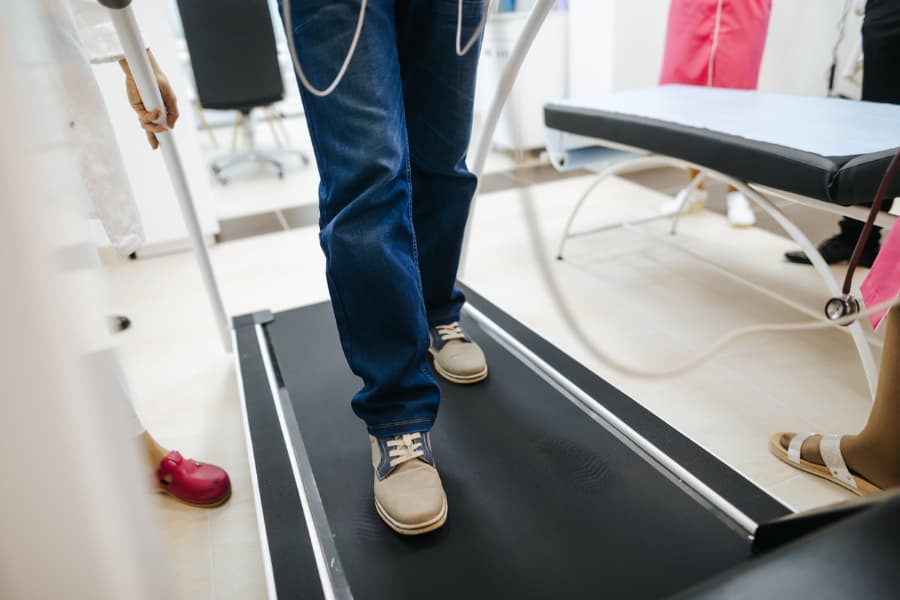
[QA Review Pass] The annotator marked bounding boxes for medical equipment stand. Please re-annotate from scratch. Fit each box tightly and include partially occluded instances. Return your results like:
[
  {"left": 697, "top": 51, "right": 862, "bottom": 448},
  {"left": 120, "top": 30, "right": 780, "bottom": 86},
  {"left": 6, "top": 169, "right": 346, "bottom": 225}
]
[{"left": 100, "top": 0, "right": 232, "bottom": 352}]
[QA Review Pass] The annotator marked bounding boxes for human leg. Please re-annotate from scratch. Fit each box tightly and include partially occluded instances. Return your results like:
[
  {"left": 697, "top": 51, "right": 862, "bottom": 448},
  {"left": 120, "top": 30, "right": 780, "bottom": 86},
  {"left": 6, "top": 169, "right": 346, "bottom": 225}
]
[
  {"left": 284, "top": 0, "right": 441, "bottom": 434},
  {"left": 282, "top": 0, "right": 448, "bottom": 533},
  {"left": 773, "top": 305, "right": 900, "bottom": 492},
  {"left": 396, "top": 0, "right": 488, "bottom": 384}
]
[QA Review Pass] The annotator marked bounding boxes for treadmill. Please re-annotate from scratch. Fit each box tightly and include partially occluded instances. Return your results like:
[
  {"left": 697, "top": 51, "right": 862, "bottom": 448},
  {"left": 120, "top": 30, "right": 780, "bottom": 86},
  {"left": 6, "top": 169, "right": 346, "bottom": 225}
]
[
  {"left": 231, "top": 2, "right": 900, "bottom": 598},
  {"left": 234, "top": 287, "right": 900, "bottom": 600}
]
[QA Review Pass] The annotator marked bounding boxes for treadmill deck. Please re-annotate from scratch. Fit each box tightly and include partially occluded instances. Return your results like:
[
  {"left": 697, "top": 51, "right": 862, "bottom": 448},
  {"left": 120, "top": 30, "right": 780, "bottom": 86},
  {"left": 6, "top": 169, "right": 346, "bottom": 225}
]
[{"left": 234, "top": 288, "right": 788, "bottom": 599}]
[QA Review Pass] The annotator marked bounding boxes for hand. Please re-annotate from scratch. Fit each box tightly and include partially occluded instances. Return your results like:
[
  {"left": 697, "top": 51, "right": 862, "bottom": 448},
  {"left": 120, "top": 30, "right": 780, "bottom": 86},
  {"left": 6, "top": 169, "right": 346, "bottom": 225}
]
[{"left": 119, "top": 49, "right": 179, "bottom": 150}]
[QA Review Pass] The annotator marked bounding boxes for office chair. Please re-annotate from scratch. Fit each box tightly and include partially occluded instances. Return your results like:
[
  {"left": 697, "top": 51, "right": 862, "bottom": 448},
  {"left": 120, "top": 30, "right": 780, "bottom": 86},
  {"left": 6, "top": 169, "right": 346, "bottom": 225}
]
[{"left": 176, "top": 0, "right": 308, "bottom": 184}]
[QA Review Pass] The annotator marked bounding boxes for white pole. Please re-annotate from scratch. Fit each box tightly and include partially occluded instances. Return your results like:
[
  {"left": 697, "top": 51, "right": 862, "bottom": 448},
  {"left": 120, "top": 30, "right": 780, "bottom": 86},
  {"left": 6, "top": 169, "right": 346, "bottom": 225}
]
[
  {"left": 103, "top": 0, "right": 232, "bottom": 352},
  {"left": 459, "top": 0, "right": 557, "bottom": 279}
]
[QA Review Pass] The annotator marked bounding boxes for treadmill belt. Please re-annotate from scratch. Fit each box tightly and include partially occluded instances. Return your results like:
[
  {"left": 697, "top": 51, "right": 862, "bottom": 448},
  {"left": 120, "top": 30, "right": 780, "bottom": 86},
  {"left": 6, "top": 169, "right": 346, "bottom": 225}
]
[{"left": 239, "top": 291, "right": 787, "bottom": 599}]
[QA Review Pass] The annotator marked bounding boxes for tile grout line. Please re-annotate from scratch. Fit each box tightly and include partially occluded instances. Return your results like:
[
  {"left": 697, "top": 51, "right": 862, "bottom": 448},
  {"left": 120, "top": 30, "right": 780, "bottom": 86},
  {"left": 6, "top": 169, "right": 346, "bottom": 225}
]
[{"left": 206, "top": 512, "right": 217, "bottom": 600}]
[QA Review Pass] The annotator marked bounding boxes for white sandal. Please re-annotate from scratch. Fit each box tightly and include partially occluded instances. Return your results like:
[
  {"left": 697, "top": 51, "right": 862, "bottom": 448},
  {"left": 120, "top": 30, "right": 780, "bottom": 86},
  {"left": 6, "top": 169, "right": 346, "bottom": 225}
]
[{"left": 769, "top": 432, "right": 882, "bottom": 496}]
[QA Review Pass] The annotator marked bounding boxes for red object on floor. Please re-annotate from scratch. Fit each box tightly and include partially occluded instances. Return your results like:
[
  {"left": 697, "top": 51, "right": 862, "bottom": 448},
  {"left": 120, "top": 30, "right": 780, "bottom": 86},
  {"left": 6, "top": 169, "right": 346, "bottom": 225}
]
[
  {"left": 660, "top": 0, "right": 772, "bottom": 89},
  {"left": 156, "top": 451, "right": 231, "bottom": 507}
]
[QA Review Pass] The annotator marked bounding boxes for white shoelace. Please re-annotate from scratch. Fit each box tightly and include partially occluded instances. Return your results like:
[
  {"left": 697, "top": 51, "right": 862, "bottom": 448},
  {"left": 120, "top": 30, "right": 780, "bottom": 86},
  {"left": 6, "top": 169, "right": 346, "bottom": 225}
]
[
  {"left": 435, "top": 322, "right": 466, "bottom": 343},
  {"left": 386, "top": 433, "right": 425, "bottom": 468}
]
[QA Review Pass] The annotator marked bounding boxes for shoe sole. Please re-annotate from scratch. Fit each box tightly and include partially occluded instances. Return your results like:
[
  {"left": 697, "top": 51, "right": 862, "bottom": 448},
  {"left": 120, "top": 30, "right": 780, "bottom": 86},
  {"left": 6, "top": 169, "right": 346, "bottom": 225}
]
[
  {"left": 428, "top": 349, "right": 488, "bottom": 385},
  {"left": 784, "top": 256, "right": 874, "bottom": 268},
  {"left": 374, "top": 493, "right": 448, "bottom": 535},
  {"left": 157, "top": 486, "right": 232, "bottom": 508}
]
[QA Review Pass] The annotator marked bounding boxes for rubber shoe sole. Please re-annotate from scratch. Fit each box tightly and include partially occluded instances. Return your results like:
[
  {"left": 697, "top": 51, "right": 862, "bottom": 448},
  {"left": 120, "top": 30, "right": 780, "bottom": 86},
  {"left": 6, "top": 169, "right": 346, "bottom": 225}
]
[
  {"left": 428, "top": 348, "right": 488, "bottom": 384},
  {"left": 157, "top": 486, "right": 232, "bottom": 508},
  {"left": 374, "top": 493, "right": 448, "bottom": 535}
]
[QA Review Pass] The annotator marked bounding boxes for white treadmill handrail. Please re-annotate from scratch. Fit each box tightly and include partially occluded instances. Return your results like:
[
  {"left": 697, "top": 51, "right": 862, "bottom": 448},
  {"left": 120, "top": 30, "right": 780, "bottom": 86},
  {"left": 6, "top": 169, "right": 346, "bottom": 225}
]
[{"left": 103, "top": 1, "right": 232, "bottom": 352}]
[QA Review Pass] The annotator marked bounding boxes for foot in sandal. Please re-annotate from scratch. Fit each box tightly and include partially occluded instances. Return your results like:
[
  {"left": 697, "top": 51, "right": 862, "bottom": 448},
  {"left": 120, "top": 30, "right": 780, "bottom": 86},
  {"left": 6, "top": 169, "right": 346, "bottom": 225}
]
[{"left": 769, "top": 432, "right": 900, "bottom": 495}]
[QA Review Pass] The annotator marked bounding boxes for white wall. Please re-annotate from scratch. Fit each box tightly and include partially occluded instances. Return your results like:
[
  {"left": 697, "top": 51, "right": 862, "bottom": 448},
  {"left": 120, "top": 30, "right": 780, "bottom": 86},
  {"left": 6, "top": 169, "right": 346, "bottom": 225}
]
[
  {"left": 758, "top": 0, "right": 850, "bottom": 96},
  {"left": 568, "top": 0, "right": 856, "bottom": 99},
  {"left": 90, "top": 0, "right": 218, "bottom": 254}
]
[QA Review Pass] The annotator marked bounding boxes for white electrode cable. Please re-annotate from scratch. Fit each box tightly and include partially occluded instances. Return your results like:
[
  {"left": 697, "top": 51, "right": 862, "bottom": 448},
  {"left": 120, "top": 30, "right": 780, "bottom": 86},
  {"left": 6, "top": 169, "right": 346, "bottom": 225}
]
[
  {"left": 281, "top": 0, "right": 368, "bottom": 97},
  {"left": 457, "top": 0, "right": 493, "bottom": 56},
  {"left": 281, "top": 0, "right": 489, "bottom": 97},
  {"left": 519, "top": 187, "right": 898, "bottom": 381}
]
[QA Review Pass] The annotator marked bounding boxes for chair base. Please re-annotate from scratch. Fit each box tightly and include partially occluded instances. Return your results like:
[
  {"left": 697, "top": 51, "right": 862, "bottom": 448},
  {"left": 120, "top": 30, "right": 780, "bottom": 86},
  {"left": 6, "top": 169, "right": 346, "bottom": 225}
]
[{"left": 210, "top": 107, "right": 311, "bottom": 185}]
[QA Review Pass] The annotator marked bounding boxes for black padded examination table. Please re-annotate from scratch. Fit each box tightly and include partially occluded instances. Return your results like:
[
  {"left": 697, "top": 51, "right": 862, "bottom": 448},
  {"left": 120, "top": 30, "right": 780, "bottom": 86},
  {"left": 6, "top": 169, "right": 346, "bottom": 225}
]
[
  {"left": 235, "top": 285, "right": 799, "bottom": 599},
  {"left": 545, "top": 84, "right": 900, "bottom": 404},
  {"left": 545, "top": 85, "right": 900, "bottom": 205}
]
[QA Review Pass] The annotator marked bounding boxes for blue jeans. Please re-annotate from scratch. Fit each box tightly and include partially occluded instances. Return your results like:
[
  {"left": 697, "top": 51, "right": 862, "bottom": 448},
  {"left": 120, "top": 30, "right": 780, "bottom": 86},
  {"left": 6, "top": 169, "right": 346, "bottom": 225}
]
[{"left": 281, "top": 0, "right": 484, "bottom": 436}]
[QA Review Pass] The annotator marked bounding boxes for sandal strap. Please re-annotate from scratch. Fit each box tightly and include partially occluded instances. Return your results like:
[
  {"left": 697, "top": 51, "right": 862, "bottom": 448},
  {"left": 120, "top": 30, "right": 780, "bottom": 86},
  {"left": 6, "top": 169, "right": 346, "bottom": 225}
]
[
  {"left": 787, "top": 432, "right": 815, "bottom": 464},
  {"left": 819, "top": 435, "right": 858, "bottom": 489}
]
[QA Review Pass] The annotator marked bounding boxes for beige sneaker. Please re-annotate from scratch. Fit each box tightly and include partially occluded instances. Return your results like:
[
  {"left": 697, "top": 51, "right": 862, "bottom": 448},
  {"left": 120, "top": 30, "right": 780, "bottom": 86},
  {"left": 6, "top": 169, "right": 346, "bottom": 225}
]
[
  {"left": 370, "top": 432, "right": 447, "bottom": 535},
  {"left": 428, "top": 322, "right": 488, "bottom": 384}
]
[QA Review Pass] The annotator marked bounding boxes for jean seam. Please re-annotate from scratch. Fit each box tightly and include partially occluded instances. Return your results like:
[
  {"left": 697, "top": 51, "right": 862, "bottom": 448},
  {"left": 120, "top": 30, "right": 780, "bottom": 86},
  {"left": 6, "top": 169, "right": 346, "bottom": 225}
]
[{"left": 400, "top": 93, "right": 436, "bottom": 414}]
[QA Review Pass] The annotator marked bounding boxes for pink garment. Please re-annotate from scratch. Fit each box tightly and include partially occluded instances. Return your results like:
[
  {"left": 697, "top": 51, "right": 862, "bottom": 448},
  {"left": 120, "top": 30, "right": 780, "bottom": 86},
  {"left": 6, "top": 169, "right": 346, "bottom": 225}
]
[
  {"left": 861, "top": 221, "right": 900, "bottom": 329},
  {"left": 660, "top": 0, "right": 773, "bottom": 89}
]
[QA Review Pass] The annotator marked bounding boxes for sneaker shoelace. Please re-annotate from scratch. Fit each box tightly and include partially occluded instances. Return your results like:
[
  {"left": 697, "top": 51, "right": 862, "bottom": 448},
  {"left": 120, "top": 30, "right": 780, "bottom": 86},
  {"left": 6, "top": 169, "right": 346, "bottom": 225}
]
[
  {"left": 435, "top": 322, "right": 466, "bottom": 343},
  {"left": 386, "top": 432, "right": 425, "bottom": 468}
]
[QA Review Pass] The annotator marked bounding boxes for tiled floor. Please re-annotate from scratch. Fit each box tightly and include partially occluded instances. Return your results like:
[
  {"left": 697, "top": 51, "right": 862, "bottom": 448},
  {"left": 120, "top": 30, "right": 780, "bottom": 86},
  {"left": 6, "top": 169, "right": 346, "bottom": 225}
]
[{"left": 103, "top": 118, "right": 881, "bottom": 599}]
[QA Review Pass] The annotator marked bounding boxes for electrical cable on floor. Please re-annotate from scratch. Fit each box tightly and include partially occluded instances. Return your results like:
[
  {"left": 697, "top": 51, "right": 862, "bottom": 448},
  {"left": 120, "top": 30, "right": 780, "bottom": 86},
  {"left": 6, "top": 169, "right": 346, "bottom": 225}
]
[{"left": 519, "top": 186, "right": 898, "bottom": 380}]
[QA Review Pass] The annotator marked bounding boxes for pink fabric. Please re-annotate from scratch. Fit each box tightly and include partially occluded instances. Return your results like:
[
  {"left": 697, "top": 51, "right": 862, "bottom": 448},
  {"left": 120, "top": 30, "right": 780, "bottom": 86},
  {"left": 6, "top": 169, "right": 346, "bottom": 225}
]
[
  {"left": 861, "top": 221, "right": 900, "bottom": 329},
  {"left": 660, "top": 0, "right": 773, "bottom": 89}
]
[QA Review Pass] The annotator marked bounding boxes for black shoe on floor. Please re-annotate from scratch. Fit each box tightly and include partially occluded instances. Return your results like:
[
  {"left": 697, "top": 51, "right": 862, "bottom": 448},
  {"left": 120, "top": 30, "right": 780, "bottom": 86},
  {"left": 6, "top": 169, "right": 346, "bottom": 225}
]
[{"left": 784, "top": 233, "right": 880, "bottom": 267}]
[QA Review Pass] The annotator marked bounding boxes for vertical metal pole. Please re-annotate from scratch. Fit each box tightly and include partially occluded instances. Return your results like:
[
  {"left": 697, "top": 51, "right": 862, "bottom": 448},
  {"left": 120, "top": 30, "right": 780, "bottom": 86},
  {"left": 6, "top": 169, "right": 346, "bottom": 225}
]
[
  {"left": 459, "top": 0, "right": 556, "bottom": 279},
  {"left": 103, "top": 1, "right": 232, "bottom": 352}
]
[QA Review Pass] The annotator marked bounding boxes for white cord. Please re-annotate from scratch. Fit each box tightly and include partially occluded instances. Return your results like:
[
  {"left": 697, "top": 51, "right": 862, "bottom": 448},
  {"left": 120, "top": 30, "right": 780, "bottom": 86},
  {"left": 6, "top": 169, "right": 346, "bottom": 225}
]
[
  {"left": 519, "top": 188, "right": 898, "bottom": 381},
  {"left": 457, "top": 0, "right": 493, "bottom": 57},
  {"left": 282, "top": 0, "right": 489, "bottom": 97},
  {"left": 600, "top": 296, "right": 900, "bottom": 380},
  {"left": 281, "top": 0, "right": 368, "bottom": 98}
]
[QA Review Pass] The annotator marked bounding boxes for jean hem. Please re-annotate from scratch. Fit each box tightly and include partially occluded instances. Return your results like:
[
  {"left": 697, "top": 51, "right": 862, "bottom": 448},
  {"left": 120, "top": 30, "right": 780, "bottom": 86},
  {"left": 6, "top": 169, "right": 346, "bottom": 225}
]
[
  {"left": 367, "top": 418, "right": 433, "bottom": 439},
  {"left": 427, "top": 308, "right": 464, "bottom": 329}
]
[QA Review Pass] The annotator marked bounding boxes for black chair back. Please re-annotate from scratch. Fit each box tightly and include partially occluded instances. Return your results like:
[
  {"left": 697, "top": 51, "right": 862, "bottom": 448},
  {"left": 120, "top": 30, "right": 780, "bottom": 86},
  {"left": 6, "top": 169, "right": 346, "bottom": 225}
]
[{"left": 176, "top": 0, "right": 284, "bottom": 112}]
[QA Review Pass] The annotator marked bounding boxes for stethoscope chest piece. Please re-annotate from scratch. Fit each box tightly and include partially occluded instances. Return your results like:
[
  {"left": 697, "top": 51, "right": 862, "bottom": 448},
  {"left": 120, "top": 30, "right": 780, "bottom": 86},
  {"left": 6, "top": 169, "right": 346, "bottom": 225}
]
[{"left": 825, "top": 295, "right": 860, "bottom": 325}]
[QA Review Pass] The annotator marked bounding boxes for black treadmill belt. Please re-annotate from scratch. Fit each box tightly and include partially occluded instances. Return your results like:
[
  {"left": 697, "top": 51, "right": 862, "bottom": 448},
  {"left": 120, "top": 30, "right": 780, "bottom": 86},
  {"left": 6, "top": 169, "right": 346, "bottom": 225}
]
[{"left": 260, "top": 300, "right": 766, "bottom": 599}]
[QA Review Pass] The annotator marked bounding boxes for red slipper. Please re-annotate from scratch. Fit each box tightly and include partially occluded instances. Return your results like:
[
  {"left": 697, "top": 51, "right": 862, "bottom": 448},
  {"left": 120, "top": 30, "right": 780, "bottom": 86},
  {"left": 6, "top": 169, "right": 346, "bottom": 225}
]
[{"left": 156, "top": 451, "right": 231, "bottom": 508}]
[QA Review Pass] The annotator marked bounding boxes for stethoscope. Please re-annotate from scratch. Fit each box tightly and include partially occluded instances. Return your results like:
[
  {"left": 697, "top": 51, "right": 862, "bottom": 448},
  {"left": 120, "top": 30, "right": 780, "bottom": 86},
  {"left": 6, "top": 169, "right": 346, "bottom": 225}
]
[{"left": 825, "top": 151, "right": 900, "bottom": 324}]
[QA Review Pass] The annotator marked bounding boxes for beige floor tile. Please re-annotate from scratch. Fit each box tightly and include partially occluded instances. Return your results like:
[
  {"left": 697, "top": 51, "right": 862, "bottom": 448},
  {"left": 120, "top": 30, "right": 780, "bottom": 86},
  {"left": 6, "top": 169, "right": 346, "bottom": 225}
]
[
  {"left": 211, "top": 542, "right": 270, "bottom": 600},
  {"left": 153, "top": 505, "right": 215, "bottom": 600},
  {"left": 765, "top": 473, "right": 856, "bottom": 513}
]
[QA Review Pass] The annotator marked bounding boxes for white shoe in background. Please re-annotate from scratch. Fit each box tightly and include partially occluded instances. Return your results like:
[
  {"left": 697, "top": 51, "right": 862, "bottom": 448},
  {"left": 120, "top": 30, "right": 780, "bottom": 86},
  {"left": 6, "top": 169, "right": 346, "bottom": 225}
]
[
  {"left": 660, "top": 187, "right": 707, "bottom": 216},
  {"left": 726, "top": 191, "right": 756, "bottom": 227}
]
